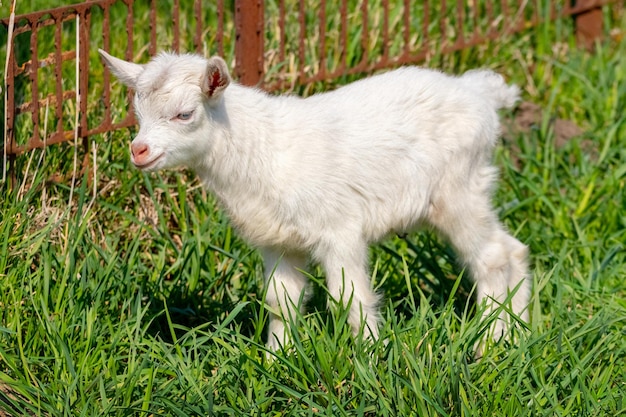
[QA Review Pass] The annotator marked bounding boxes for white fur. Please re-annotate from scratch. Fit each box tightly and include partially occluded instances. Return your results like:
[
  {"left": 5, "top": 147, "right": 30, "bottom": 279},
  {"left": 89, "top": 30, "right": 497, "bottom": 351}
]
[{"left": 99, "top": 49, "right": 530, "bottom": 351}]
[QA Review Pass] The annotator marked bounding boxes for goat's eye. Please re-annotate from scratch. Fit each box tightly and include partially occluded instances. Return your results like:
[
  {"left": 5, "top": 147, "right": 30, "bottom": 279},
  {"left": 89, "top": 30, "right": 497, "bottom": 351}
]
[{"left": 175, "top": 111, "right": 194, "bottom": 121}]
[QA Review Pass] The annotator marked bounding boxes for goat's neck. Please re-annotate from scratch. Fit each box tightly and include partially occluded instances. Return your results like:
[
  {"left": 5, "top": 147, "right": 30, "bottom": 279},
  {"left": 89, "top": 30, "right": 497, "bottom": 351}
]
[{"left": 195, "top": 85, "right": 278, "bottom": 198}]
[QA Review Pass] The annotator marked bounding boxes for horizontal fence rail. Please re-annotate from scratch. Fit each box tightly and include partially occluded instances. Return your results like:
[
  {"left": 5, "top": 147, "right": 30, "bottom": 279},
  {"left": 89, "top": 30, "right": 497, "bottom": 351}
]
[
  {"left": 262, "top": 0, "right": 615, "bottom": 90},
  {"left": 1, "top": 0, "right": 620, "bottom": 182}
]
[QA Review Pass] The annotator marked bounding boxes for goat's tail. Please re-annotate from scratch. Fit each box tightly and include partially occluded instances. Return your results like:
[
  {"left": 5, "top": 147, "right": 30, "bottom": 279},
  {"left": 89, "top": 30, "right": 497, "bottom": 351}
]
[{"left": 460, "top": 69, "right": 520, "bottom": 110}]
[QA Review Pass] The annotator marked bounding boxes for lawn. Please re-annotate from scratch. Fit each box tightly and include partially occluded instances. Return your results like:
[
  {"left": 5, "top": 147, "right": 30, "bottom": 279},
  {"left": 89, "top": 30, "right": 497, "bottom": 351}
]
[{"left": 1, "top": 1, "right": 625, "bottom": 416}]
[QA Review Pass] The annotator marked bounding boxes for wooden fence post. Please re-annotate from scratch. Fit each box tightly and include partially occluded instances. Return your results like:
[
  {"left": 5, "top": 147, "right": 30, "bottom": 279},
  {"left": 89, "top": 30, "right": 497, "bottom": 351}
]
[
  {"left": 235, "top": 0, "right": 264, "bottom": 86},
  {"left": 573, "top": 0, "right": 604, "bottom": 49}
]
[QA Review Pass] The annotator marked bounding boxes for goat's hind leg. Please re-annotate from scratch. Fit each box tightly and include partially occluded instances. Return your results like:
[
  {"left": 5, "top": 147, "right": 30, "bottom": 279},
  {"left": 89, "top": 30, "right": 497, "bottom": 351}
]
[
  {"left": 428, "top": 190, "right": 530, "bottom": 341},
  {"left": 468, "top": 228, "right": 530, "bottom": 338}
]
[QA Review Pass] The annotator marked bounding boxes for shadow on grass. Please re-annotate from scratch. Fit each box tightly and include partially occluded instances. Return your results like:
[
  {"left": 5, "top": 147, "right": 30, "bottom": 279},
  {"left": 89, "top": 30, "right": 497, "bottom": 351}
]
[
  {"left": 139, "top": 232, "right": 478, "bottom": 347},
  {"left": 378, "top": 233, "right": 477, "bottom": 320},
  {"left": 144, "top": 288, "right": 263, "bottom": 346},
  {"left": 139, "top": 252, "right": 263, "bottom": 345}
]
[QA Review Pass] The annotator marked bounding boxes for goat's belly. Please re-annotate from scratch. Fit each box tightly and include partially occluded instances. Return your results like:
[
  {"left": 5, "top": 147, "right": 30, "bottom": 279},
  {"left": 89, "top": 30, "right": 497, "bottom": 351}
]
[
  {"left": 223, "top": 200, "right": 308, "bottom": 250},
  {"left": 362, "top": 195, "right": 430, "bottom": 242}
]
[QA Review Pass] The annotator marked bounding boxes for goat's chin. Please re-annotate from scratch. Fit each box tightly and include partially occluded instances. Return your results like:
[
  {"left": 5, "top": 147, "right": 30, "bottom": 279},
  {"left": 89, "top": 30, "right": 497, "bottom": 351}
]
[{"left": 132, "top": 153, "right": 165, "bottom": 171}]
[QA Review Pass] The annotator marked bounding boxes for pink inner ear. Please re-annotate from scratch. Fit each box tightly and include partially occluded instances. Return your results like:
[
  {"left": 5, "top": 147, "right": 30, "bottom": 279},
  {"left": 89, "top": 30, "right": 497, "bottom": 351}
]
[{"left": 208, "top": 70, "right": 223, "bottom": 97}]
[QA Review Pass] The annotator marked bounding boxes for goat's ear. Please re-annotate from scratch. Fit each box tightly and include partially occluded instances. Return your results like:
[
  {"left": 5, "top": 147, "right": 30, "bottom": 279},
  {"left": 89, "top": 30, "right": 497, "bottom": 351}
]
[
  {"left": 202, "top": 56, "right": 231, "bottom": 98},
  {"left": 98, "top": 49, "right": 144, "bottom": 89}
]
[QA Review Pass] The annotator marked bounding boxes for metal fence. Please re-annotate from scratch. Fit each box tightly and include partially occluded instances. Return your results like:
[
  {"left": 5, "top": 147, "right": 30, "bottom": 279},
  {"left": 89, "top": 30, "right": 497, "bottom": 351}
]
[{"left": 0, "top": 0, "right": 618, "bottom": 180}]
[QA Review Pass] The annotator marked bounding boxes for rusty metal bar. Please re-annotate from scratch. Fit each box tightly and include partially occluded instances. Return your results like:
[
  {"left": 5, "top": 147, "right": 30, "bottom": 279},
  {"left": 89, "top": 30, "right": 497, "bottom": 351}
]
[
  {"left": 402, "top": 0, "right": 410, "bottom": 59},
  {"left": 501, "top": 0, "right": 509, "bottom": 33},
  {"left": 54, "top": 16, "right": 64, "bottom": 137},
  {"left": 278, "top": 0, "right": 285, "bottom": 63},
  {"left": 455, "top": 0, "right": 465, "bottom": 48},
  {"left": 340, "top": 0, "right": 347, "bottom": 72},
  {"left": 30, "top": 20, "right": 41, "bottom": 146},
  {"left": 472, "top": 0, "right": 479, "bottom": 40},
  {"left": 235, "top": 0, "right": 264, "bottom": 86},
  {"left": 298, "top": 0, "right": 306, "bottom": 83},
  {"left": 172, "top": 0, "right": 180, "bottom": 52},
  {"left": 79, "top": 7, "right": 90, "bottom": 139},
  {"left": 14, "top": 91, "right": 72, "bottom": 117},
  {"left": 381, "top": 0, "right": 389, "bottom": 61},
  {"left": 216, "top": 0, "right": 224, "bottom": 56},
  {"left": 102, "top": 2, "right": 112, "bottom": 126},
  {"left": 440, "top": 0, "right": 448, "bottom": 48},
  {"left": 486, "top": 1, "right": 494, "bottom": 36},
  {"left": 193, "top": 0, "right": 202, "bottom": 53},
  {"left": 360, "top": 0, "right": 369, "bottom": 67},
  {"left": 4, "top": 0, "right": 108, "bottom": 31},
  {"left": 573, "top": 0, "right": 604, "bottom": 48},
  {"left": 149, "top": 0, "right": 157, "bottom": 55},
  {"left": 422, "top": 2, "right": 430, "bottom": 56},
  {"left": 318, "top": 0, "right": 327, "bottom": 79},
  {"left": 125, "top": 0, "right": 135, "bottom": 127}
]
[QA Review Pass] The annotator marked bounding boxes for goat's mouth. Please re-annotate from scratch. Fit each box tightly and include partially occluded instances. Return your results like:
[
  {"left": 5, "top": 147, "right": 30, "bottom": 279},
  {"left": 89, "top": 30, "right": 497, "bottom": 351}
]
[{"left": 133, "top": 153, "right": 165, "bottom": 170}]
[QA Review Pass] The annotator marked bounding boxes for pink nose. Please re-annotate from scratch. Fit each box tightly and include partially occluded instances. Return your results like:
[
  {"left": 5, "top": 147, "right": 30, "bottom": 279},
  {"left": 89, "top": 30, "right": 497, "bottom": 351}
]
[{"left": 131, "top": 142, "right": 149, "bottom": 165}]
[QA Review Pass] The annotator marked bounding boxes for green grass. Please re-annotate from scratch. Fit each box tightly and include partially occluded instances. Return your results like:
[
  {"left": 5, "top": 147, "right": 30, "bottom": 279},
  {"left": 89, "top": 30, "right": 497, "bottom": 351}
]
[{"left": 1, "top": 1, "right": 626, "bottom": 416}]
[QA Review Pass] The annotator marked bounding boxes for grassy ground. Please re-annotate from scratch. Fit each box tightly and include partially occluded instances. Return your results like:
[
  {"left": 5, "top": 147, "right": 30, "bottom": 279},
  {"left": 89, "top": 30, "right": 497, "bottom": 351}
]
[{"left": 1, "top": 2, "right": 625, "bottom": 416}]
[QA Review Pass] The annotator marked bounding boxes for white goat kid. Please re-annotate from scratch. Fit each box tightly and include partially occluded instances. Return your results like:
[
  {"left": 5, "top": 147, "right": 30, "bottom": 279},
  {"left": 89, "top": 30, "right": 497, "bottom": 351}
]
[{"left": 99, "top": 49, "right": 530, "bottom": 352}]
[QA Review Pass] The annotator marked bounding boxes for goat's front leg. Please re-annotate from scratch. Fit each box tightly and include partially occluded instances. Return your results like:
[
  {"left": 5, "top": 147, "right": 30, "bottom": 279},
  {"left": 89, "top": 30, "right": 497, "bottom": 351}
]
[{"left": 262, "top": 249, "right": 309, "bottom": 351}]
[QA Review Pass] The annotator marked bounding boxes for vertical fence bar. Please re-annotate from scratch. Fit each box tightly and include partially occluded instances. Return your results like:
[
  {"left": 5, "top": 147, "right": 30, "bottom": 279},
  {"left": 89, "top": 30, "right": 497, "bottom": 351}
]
[
  {"left": 360, "top": 0, "right": 369, "bottom": 67},
  {"left": 339, "top": 0, "right": 347, "bottom": 72},
  {"left": 455, "top": 0, "right": 465, "bottom": 47},
  {"left": 501, "top": 0, "right": 509, "bottom": 34},
  {"left": 54, "top": 17, "right": 64, "bottom": 136},
  {"left": 149, "top": 0, "right": 157, "bottom": 55},
  {"left": 102, "top": 2, "right": 112, "bottom": 126},
  {"left": 124, "top": 2, "right": 134, "bottom": 60},
  {"left": 402, "top": 0, "right": 410, "bottom": 59},
  {"left": 486, "top": 0, "right": 494, "bottom": 36},
  {"left": 573, "top": 0, "right": 604, "bottom": 48},
  {"left": 473, "top": 0, "right": 479, "bottom": 40},
  {"left": 125, "top": 1, "right": 136, "bottom": 125},
  {"left": 193, "top": 0, "right": 202, "bottom": 53},
  {"left": 235, "top": 0, "right": 264, "bottom": 86},
  {"left": 79, "top": 8, "right": 90, "bottom": 139},
  {"left": 440, "top": 0, "right": 448, "bottom": 48},
  {"left": 30, "top": 20, "right": 41, "bottom": 145},
  {"left": 422, "top": 1, "right": 430, "bottom": 58},
  {"left": 79, "top": 8, "right": 92, "bottom": 181},
  {"left": 278, "top": 0, "right": 285, "bottom": 63},
  {"left": 298, "top": 0, "right": 306, "bottom": 83},
  {"left": 381, "top": 0, "right": 389, "bottom": 61},
  {"left": 172, "top": 0, "right": 180, "bottom": 52},
  {"left": 318, "top": 0, "right": 326, "bottom": 79},
  {"left": 217, "top": 0, "right": 224, "bottom": 56}
]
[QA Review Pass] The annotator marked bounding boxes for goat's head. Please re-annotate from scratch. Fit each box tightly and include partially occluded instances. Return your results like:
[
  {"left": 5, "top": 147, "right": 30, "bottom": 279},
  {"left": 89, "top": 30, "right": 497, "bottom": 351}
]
[{"left": 99, "top": 50, "right": 230, "bottom": 171}]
